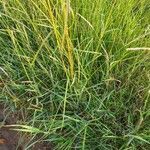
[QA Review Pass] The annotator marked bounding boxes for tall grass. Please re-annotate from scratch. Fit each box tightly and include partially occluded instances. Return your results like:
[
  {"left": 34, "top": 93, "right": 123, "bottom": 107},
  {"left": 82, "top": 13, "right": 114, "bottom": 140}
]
[{"left": 0, "top": 0, "right": 150, "bottom": 149}]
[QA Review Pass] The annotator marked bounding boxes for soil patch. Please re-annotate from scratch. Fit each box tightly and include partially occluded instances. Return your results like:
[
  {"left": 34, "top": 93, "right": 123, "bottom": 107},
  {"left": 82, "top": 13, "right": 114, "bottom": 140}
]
[{"left": 0, "top": 104, "right": 52, "bottom": 150}]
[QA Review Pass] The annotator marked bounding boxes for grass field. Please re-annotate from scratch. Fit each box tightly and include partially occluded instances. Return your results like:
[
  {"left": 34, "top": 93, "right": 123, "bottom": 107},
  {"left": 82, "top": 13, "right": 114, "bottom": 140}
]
[{"left": 0, "top": 0, "right": 150, "bottom": 149}]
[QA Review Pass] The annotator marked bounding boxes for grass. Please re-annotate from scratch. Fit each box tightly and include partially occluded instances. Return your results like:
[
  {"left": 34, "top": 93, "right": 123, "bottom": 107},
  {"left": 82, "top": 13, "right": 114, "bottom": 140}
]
[{"left": 0, "top": 0, "right": 150, "bottom": 149}]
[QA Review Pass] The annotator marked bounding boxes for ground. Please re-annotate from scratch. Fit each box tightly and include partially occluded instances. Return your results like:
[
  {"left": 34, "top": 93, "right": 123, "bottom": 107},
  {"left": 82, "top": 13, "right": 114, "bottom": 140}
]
[{"left": 0, "top": 104, "right": 52, "bottom": 150}]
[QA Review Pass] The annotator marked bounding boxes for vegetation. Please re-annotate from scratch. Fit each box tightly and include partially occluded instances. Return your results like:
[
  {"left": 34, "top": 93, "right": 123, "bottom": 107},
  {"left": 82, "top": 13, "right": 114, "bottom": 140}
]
[{"left": 0, "top": 0, "right": 150, "bottom": 149}]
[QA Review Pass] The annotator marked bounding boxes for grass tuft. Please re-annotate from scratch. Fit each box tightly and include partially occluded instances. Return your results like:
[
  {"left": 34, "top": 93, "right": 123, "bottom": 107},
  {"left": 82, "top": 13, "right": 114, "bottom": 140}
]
[{"left": 0, "top": 0, "right": 150, "bottom": 149}]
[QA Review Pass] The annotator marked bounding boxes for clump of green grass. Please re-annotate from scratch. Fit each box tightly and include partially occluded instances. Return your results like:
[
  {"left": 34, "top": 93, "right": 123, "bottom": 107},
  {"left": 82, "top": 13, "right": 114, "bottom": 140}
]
[{"left": 0, "top": 0, "right": 150, "bottom": 149}]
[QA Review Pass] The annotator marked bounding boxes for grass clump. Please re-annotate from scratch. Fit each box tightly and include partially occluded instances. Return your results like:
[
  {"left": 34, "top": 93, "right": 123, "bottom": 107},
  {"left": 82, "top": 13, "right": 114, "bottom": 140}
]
[{"left": 0, "top": 0, "right": 150, "bottom": 149}]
